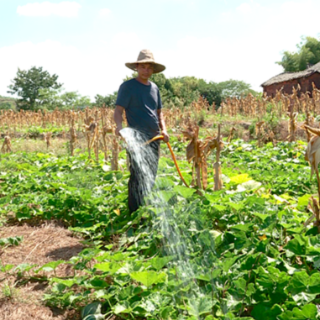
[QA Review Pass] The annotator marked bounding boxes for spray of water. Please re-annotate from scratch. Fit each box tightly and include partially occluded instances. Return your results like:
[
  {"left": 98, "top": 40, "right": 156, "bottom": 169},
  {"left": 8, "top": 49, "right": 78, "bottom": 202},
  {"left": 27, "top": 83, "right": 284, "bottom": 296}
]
[{"left": 120, "top": 128, "right": 214, "bottom": 318}]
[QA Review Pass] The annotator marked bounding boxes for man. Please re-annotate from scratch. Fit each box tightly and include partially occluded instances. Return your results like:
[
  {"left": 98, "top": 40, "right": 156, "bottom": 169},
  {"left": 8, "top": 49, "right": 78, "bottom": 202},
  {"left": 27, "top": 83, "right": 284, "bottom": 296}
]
[{"left": 114, "top": 49, "right": 169, "bottom": 213}]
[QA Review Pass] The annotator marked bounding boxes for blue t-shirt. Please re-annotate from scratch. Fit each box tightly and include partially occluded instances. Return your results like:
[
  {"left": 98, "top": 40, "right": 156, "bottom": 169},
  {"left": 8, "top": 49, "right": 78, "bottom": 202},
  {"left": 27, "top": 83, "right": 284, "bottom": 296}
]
[{"left": 115, "top": 78, "right": 162, "bottom": 138}]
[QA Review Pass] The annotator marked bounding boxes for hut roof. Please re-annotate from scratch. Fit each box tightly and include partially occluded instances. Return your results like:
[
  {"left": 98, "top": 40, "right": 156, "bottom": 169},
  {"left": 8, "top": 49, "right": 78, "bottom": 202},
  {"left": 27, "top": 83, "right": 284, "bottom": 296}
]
[{"left": 261, "top": 62, "right": 320, "bottom": 87}]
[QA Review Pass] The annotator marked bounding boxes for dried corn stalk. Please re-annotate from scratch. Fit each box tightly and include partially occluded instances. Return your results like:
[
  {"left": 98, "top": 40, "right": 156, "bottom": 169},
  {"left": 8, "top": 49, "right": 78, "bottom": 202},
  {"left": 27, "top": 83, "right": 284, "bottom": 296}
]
[
  {"left": 291, "top": 85, "right": 302, "bottom": 113},
  {"left": 213, "top": 124, "right": 223, "bottom": 191},
  {"left": 311, "top": 82, "right": 320, "bottom": 115},
  {"left": 304, "top": 197, "right": 320, "bottom": 233},
  {"left": 202, "top": 135, "right": 222, "bottom": 190},
  {"left": 287, "top": 111, "right": 298, "bottom": 142},
  {"left": 83, "top": 115, "right": 96, "bottom": 160},
  {"left": 304, "top": 125, "right": 320, "bottom": 205},
  {"left": 182, "top": 125, "right": 223, "bottom": 190},
  {"left": 93, "top": 125, "right": 100, "bottom": 162},
  {"left": 227, "top": 127, "right": 236, "bottom": 143},
  {"left": 267, "top": 130, "right": 277, "bottom": 147},
  {"left": 211, "top": 102, "right": 216, "bottom": 113},
  {"left": 43, "top": 132, "right": 52, "bottom": 149},
  {"left": 303, "top": 125, "right": 320, "bottom": 233},
  {"left": 100, "top": 108, "right": 113, "bottom": 162},
  {"left": 302, "top": 98, "right": 314, "bottom": 142},
  {"left": 182, "top": 125, "right": 202, "bottom": 188},
  {"left": 216, "top": 84, "right": 320, "bottom": 118},
  {"left": 1, "top": 135, "right": 12, "bottom": 153},
  {"left": 101, "top": 125, "right": 113, "bottom": 161},
  {"left": 69, "top": 113, "right": 77, "bottom": 156},
  {"left": 255, "top": 121, "right": 265, "bottom": 147},
  {"left": 111, "top": 135, "right": 120, "bottom": 171},
  {"left": 304, "top": 115, "right": 312, "bottom": 142}
]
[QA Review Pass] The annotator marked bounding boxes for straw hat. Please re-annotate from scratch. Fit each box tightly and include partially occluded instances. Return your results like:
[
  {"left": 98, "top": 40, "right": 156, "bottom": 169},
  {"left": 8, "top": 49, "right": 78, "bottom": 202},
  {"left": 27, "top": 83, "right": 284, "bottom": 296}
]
[{"left": 125, "top": 49, "right": 165, "bottom": 74}]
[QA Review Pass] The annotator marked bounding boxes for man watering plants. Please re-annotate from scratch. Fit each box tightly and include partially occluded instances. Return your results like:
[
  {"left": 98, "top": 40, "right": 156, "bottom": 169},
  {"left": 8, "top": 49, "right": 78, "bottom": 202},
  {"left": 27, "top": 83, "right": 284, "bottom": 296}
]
[{"left": 114, "top": 49, "right": 169, "bottom": 214}]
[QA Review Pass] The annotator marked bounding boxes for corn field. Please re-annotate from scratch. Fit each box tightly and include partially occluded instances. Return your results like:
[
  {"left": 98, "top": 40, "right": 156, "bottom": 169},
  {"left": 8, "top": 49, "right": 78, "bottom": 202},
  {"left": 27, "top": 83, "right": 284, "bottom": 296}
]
[
  {"left": 220, "top": 85, "right": 320, "bottom": 117},
  {"left": 2, "top": 87, "right": 320, "bottom": 191}
]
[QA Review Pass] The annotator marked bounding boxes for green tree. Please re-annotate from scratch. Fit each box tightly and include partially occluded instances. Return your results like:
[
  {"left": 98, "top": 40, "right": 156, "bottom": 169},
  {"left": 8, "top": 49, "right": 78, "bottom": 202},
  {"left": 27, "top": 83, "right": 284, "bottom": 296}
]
[
  {"left": 60, "top": 91, "right": 91, "bottom": 109},
  {"left": 198, "top": 80, "right": 221, "bottom": 106},
  {"left": 171, "top": 76, "right": 201, "bottom": 106},
  {"left": 123, "top": 72, "right": 138, "bottom": 82},
  {"left": 277, "top": 36, "right": 320, "bottom": 72},
  {"left": 121, "top": 72, "right": 176, "bottom": 107},
  {"left": 7, "top": 66, "right": 62, "bottom": 110},
  {"left": 38, "top": 88, "right": 62, "bottom": 110},
  {"left": 39, "top": 89, "right": 91, "bottom": 110},
  {"left": 150, "top": 73, "right": 175, "bottom": 106},
  {"left": 150, "top": 73, "right": 167, "bottom": 88},
  {"left": 217, "top": 79, "right": 258, "bottom": 99},
  {"left": 94, "top": 93, "right": 118, "bottom": 107},
  {"left": 0, "top": 95, "right": 16, "bottom": 110},
  {"left": 114, "top": 71, "right": 253, "bottom": 108},
  {"left": 0, "top": 102, "right": 13, "bottom": 110}
]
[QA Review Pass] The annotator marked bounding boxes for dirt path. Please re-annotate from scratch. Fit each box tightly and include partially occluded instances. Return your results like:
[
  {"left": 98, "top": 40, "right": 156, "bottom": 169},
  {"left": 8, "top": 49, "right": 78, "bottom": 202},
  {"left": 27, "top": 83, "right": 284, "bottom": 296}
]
[{"left": 0, "top": 221, "right": 84, "bottom": 320}]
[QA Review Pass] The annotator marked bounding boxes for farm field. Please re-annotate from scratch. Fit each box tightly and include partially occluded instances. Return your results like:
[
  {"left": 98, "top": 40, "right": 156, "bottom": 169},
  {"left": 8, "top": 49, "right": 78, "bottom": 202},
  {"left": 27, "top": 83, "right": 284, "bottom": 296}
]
[
  {"left": 4, "top": 2, "right": 320, "bottom": 319},
  {"left": 1, "top": 92, "right": 320, "bottom": 319},
  {"left": 1, "top": 125, "right": 320, "bottom": 319}
]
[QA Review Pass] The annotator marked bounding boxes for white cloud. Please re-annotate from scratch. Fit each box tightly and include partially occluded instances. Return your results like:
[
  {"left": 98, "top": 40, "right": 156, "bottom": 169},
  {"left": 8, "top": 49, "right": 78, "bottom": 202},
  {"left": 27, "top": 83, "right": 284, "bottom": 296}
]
[
  {"left": 0, "top": 35, "right": 282, "bottom": 101},
  {"left": 0, "top": 40, "right": 83, "bottom": 97},
  {"left": 0, "top": 35, "right": 149, "bottom": 100},
  {"left": 156, "top": 34, "right": 283, "bottom": 92},
  {"left": 216, "top": 0, "right": 320, "bottom": 89},
  {"left": 111, "top": 32, "right": 144, "bottom": 51},
  {"left": 17, "top": 1, "right": 81, "bottom": 17},
  {"left": 3, "top": 0, "right": 320, "bottom": 102},
  {"left": 98, "top": 8, "right": 111, "bottom": 17},
  {"left": 236, "top": 3, "right": 252, "bottom": 14}
]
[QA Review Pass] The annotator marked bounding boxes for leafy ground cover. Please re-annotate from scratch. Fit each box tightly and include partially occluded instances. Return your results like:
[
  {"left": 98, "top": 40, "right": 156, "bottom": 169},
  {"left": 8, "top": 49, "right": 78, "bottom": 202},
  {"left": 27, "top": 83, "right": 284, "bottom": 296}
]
[{"left": 0, "top": 138, "right": 320, "bottom": 320}]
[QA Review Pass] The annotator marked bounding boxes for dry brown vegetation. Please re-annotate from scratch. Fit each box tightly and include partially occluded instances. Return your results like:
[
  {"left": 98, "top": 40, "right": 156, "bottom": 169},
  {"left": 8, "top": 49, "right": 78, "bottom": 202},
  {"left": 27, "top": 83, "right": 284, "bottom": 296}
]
[
  {"left": 0, "top": 87, "right": 320, "bottom": 192},
  {"left": 182, "top": 124, "right": 223, "bottom": 190},
  {"left": 1, "top": 88, "right": 320, "bottom": 193},
  {"left": 0, "top": 221, "right": 84, "bottom": 320},
  {"left": 1, "top": 86, "right": 319, "bottom": 151},
  {"left": 221, "top": 85, "right": 320, "bottom": 117}
]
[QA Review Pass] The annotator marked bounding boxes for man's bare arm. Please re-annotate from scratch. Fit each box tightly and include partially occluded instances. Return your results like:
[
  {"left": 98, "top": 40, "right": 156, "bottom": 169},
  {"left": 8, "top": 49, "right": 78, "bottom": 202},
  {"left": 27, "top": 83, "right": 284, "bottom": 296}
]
[
  {"left": 114, "top": 105, "right": 125, "bottom": 136},
  {"left": 157, "top": 109, "right": 169, "bottom": 142}
]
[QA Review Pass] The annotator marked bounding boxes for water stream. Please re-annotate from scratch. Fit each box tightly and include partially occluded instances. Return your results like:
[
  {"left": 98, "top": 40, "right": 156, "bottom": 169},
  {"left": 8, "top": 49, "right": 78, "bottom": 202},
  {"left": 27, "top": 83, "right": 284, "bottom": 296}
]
[{"left": 120, "top": 128, "right": 210, "bottom": 318}]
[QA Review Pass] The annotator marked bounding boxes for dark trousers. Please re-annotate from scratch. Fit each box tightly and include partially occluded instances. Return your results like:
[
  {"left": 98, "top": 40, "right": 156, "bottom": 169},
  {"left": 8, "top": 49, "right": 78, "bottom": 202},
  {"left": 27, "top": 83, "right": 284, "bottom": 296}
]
[{"left": 128, "top": 140, "right": 160, "bottom": 213}]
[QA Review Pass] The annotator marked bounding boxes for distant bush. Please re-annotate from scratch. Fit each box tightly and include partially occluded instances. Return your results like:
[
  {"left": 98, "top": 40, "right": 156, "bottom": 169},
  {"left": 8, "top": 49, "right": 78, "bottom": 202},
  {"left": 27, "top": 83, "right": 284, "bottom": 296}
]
[
  {"left": 0, "top": 96, "right": 16, "bottom": 110},
  {"left": 0, "top": 102, "right": 13, "bottom": 110}
]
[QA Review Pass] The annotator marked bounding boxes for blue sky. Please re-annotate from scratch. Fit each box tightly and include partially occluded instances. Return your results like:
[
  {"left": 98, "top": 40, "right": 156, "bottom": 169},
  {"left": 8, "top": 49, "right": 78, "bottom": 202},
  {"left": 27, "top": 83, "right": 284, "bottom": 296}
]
[{"left": 0, "top": 0, "right": 319, "bottom": 100}]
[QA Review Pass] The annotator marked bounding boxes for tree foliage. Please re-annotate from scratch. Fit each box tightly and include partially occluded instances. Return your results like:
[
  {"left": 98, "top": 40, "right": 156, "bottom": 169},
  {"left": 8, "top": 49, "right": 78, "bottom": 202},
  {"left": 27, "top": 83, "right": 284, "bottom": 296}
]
[
  {"left": 198, "top": 80, "right": 221, "bottom": 106},
  {"left": 6, "top": 66, "right": 257, "bottom": 111},
  {"left": 277, "top": 36, "right": 320, "bottom": 72},
  {"left": 217, "top": 79, "right": 258, "bottom": 99},
  {"left": 0, "top": 95, "right": 16, "bottom": 110},
  {"left": 7, "top": 66, "right": 63, "bottom": 110},
  {"left": 94, "top": 92, "right": 118, "bottom": 107},
  {"left": 107, "top": 72, "right": 255, "bottom": 108},
  {"left": 39, "top": 89, "right": 91, "bottom": 110}
]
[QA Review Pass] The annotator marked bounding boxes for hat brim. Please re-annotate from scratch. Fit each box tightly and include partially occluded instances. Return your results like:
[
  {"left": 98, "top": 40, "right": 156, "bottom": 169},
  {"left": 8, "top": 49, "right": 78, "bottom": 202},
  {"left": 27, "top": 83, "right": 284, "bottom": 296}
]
[{"left": 125, "top": 60, "right": 166, "bottom": 74}]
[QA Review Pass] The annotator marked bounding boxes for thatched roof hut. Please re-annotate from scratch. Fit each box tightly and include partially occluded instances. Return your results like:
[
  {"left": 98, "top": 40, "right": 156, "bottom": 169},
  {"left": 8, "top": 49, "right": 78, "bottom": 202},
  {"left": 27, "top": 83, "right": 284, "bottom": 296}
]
[{"left": 261, "top": 62, "right": 320, "bottom": 97}]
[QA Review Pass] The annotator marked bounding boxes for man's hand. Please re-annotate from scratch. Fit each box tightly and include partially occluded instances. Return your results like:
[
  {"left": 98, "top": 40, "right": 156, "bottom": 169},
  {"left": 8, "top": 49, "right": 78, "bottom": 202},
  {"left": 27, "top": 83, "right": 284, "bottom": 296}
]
[
  {"left": 162, "top": 131, "right": 169, "bottom": 143},
  {"left": 157, "top": 109, "right": 169, "bottom": 142},
  {"left": 114, "top": 105, "right": 125, "bottom": 137},
  {"left": 115, "top": 126, "right": 122, "bottom": 137}
]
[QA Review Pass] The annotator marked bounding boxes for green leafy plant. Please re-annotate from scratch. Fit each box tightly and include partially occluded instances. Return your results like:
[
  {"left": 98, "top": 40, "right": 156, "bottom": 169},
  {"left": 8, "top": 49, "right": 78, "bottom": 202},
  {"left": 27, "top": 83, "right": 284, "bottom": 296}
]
[
  {"left": 0, "top": 236, "right": 23, "bottom": 247},
  {"left": 1, "top": 140, "right": 320, "bottom": 319}
]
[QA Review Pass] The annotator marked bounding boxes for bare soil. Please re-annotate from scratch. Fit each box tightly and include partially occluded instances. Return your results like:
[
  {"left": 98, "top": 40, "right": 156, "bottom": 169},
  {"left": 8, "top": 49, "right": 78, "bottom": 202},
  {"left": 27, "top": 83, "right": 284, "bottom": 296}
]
[{"left": 0, "top": 220, "right": 84, "bottom": 320}]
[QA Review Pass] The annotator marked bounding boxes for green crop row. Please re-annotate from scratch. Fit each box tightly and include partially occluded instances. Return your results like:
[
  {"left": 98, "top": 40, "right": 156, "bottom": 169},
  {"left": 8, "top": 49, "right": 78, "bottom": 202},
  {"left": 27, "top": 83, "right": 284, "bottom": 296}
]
[{"left": 0, "top": 140, "right": 319, "bottom": 320}]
